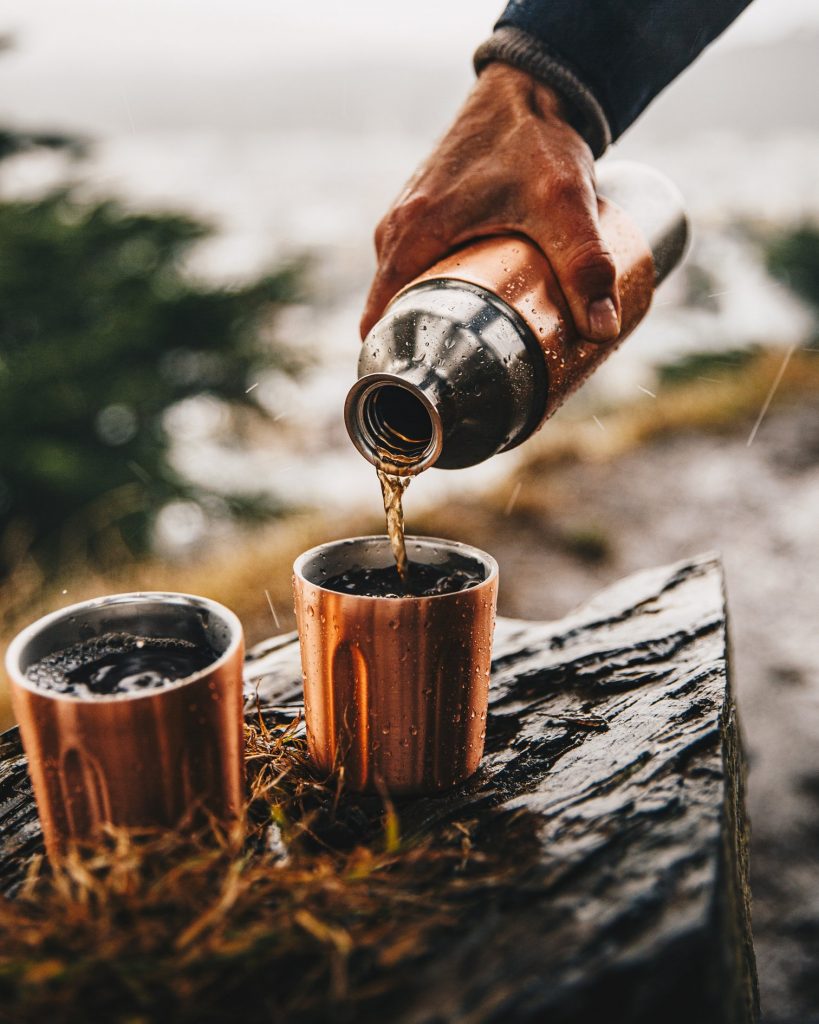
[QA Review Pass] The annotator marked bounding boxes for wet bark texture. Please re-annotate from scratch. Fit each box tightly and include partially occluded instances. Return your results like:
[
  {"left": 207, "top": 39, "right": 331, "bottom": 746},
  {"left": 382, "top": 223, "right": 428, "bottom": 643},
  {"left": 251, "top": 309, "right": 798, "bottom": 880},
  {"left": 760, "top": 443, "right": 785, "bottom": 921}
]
[{"left": 0, "top": 554, "right": 758, "bottom": 1023}]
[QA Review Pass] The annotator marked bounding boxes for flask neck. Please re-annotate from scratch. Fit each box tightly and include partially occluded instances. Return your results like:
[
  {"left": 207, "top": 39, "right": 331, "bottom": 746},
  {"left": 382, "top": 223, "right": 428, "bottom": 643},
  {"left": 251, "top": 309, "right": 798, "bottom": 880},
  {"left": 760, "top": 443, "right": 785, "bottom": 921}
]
[{"left": 345, "top": 280, "right": 542, "bottom": 474}]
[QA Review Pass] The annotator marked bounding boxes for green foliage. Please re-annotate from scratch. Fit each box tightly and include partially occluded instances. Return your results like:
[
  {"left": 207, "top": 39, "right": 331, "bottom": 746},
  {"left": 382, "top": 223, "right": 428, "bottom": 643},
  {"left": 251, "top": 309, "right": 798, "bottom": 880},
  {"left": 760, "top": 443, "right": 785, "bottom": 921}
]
[
  {"left": 766, "top": 224, "right": 819, "bottom": 314},
  {"left": 0, "top": 128, "right": 87, "bottom": 164},
  {"left": 560, "top": 525, "right": 611, "bottom": 565},
  {"left": 0, "top": 186, "right": 303, "bottom": 576},
  {"left": 656, "top": 347, "right": 758, "bottom": 387}
]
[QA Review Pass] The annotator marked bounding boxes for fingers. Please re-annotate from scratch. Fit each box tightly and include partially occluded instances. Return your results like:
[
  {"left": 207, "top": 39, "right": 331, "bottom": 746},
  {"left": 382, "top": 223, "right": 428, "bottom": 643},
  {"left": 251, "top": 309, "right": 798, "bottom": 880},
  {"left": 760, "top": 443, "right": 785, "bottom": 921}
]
[
  {"left": 360, "top": 194, "right": 450, "bottom": 339},
  {"left": 361, "top": 68, "right": 622, "bottom": 346},
  {"left": 363, "top": 173, "right": 622, "bottom": 344},
  {"left": 532, "top": 173, "right": 620, "bottom": 343}
]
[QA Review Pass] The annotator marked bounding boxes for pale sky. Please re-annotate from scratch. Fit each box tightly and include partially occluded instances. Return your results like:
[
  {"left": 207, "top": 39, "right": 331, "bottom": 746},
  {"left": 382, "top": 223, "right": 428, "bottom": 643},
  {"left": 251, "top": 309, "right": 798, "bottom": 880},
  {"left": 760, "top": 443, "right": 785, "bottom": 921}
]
[
  {"left": 3, "top": 0, "right": 819, "bottom": 75},
  {"left": 2, "top": 0, "right": 818, "bottom": 142}
]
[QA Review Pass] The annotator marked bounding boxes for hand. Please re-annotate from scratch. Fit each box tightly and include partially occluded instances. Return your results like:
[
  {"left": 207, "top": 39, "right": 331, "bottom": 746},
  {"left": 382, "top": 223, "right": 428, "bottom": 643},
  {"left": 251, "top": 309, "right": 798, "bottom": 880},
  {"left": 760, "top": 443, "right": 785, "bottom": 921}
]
[{"left": 361, "top": 63, "right": 620, "bottom": 343}]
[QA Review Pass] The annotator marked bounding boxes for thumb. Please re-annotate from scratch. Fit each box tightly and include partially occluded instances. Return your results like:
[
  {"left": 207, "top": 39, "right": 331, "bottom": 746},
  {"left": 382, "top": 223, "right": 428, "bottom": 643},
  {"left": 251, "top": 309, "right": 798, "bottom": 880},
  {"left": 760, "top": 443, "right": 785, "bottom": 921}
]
[{"left": 535, "top": 179, "right": 620, "bottom": 343}]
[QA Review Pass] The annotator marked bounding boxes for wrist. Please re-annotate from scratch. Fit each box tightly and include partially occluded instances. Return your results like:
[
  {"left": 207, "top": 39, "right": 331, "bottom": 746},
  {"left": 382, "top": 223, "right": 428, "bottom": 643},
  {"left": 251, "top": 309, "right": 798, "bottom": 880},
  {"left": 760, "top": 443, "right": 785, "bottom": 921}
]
[
  {"left": 478, "top": 62, "right": 569, "bottom": 122},
  {"left": 474, "top": 27, "right": 611, "bottom": 157}
]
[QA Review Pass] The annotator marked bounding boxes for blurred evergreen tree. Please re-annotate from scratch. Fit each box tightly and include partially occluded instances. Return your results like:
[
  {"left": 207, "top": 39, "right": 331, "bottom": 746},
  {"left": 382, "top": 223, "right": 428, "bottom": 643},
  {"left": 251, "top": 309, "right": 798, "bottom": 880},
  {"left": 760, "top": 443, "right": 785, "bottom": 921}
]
[
  {"left": 0, "top": 52, "right": 303, "bottom": 577},
  {"left": 767, "top": 225, "right": 819, "bottom": 319}
]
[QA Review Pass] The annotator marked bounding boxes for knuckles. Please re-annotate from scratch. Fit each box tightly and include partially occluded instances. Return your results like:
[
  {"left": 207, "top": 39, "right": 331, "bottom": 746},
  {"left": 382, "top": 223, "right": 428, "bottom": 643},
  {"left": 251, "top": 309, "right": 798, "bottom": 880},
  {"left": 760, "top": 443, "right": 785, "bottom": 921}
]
[
  {"left": 374, "top": 193, "right": 434, "bottom": 255},
  {"left": 545, "top": 171, "right": 588, "bottom": 210},
  {"left": 565, "top": 235, "right": 616, "bottom": 268},
  {"left": 563, "top": 236, "right": 617, "bottom": 291}
]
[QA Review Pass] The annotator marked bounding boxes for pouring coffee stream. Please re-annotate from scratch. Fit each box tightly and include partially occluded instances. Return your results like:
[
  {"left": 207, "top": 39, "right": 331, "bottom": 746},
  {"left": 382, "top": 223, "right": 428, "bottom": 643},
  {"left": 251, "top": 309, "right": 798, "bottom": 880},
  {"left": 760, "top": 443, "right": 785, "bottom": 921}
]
[
  {"left": 377, "top": 469, "right": 410, "bottom": 581},
  {"left": 349, "top": 162, "right": 690, "bottom": 579}
]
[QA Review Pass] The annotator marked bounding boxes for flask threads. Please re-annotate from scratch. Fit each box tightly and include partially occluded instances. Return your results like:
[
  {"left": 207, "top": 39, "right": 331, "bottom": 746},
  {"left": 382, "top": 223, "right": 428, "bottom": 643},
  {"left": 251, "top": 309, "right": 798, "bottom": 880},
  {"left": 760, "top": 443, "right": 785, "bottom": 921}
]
[{"left": 345, "top": 376, "right": 442, "bottom": 474}]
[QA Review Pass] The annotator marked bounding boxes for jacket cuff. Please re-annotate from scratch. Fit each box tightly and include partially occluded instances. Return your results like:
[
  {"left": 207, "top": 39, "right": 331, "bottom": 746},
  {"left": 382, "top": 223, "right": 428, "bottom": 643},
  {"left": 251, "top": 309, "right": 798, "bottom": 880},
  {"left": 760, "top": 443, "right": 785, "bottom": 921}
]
[{"left": 474, "top": 26, "right": 611, "bottom": 158}]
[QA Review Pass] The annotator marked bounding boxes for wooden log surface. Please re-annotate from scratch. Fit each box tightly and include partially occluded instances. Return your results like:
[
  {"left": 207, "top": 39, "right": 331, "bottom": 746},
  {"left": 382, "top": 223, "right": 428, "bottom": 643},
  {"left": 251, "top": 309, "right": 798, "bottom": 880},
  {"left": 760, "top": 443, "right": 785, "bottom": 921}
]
[{"left": 0, "top": 554, "right": 758, "bottom": 1023}]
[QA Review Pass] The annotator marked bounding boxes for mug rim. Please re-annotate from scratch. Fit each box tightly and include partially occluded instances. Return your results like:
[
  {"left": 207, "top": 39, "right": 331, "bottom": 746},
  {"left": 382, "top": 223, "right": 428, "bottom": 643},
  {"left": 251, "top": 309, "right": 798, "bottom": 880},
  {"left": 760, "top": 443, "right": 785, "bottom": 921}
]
[
  {"left": 292, "top": 533, "right": 499, "bottom": 601},
  {"left": 5, "top": 591, "right": 244, "bottom": 704}
]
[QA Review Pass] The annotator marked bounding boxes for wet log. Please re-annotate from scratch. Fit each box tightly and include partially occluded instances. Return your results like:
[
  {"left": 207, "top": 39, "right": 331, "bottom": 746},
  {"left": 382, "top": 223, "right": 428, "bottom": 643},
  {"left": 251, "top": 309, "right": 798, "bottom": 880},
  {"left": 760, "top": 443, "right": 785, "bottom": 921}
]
[
  {"left": 246, "top": 553, "right": 758, "bottom": 1023},
  {"left": 0, "top": 554, "right": 757, "bottom": 1023}
]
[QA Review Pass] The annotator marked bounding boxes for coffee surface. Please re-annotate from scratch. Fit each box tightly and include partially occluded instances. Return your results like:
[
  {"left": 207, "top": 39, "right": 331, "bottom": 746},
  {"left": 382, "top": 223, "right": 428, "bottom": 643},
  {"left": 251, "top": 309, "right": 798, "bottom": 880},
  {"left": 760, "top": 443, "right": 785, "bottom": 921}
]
[
  {"left": 321, "top": 561, "right": 484, "bottom": 598},
  {"left": 26, "top": 632, "right": 217, "bottom": 698}
]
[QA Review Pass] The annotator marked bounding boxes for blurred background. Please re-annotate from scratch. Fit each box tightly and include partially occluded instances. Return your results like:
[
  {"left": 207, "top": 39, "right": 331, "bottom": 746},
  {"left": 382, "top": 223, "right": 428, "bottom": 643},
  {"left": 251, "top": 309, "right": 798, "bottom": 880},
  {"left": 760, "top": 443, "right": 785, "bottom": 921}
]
[{"left": 1, "top": 1, "right": 818, "bottom": 1019}]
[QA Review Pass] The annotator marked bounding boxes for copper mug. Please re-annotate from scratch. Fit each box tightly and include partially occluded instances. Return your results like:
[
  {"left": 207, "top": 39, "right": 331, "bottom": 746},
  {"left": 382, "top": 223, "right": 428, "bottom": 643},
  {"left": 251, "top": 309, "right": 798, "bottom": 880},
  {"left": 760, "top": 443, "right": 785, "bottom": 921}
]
[
  {"left": 5, "top": 592, "right": 245, "bottom": 859},
  {"left": 293, "top": 536, "right": 498, "bottom": 795}
]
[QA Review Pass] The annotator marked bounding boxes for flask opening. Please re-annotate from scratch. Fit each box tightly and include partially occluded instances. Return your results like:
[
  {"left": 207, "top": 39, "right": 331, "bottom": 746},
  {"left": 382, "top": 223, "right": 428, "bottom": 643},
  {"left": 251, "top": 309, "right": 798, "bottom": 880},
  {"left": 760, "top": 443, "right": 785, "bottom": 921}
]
[
  {"left": 365, "top": 385, "right": 432, "bottom": 460},
  {"left": 345, "top": 375, "right": 443, "bottom": 474}
]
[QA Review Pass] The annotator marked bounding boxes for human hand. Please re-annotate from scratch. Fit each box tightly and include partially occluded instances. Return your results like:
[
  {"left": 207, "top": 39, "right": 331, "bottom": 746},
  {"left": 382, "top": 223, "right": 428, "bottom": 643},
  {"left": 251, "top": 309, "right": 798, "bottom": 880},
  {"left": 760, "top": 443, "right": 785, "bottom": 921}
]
[{"left": 361, "top": 63, "right": 620, "bottom": 343}]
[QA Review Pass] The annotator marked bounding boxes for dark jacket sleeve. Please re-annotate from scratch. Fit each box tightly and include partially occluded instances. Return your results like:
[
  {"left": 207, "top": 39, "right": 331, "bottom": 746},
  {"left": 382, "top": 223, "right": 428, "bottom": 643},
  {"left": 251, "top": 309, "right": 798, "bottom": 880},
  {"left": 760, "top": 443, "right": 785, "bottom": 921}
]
[{"left": 474, "top": 0, "right": 754, "bottom": 156}]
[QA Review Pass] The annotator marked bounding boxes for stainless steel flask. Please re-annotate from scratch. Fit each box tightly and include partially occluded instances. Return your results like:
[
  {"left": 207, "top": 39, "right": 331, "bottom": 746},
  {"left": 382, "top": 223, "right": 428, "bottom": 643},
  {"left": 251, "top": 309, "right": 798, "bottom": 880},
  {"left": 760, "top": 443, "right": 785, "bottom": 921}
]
[{"left": 345, "top": 161, "right": 688, "bottom": 474}]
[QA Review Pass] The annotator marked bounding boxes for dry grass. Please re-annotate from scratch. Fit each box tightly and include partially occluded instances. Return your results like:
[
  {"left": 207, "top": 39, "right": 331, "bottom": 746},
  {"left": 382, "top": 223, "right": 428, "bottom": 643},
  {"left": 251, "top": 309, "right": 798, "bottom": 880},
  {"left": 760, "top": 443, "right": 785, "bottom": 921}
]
[
  {"left": 0, "top": 714, "right": 521, "bottom": 1024},
  {"left": 506, "top": 347, "right": 819, "bottom": 474},
  {"left": 417, "top": 347, "right": 819, "bottom": 542}
]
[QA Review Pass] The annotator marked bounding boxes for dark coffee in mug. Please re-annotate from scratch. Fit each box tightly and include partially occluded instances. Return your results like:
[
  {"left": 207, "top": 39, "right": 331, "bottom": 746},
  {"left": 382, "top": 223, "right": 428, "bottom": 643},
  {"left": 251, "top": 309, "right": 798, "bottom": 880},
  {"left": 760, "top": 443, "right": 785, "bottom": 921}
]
[
  {"left": 26, "top": 632, "right": 218, "bottom": 699},
  {"left": 321, "top": 561, "right": 484, "bottom": 599}
]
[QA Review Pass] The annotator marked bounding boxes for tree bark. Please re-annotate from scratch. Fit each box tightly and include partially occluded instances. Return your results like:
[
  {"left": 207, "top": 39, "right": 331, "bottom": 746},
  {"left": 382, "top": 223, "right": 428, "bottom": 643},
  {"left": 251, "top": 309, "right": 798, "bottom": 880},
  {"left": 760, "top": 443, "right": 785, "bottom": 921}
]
[{"left": 245, "top": 553, "right": 758, "bottom": 1024}]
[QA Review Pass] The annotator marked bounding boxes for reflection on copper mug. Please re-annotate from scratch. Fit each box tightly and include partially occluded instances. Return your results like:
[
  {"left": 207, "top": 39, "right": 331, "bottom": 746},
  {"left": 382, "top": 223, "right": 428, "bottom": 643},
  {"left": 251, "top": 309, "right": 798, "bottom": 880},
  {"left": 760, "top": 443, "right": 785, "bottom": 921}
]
[
  {"left": 5, "top": 593, "right": 245, "bottom": 859},
  {"left": 293, "top": 536, "right": 498, "bottom": 795}
]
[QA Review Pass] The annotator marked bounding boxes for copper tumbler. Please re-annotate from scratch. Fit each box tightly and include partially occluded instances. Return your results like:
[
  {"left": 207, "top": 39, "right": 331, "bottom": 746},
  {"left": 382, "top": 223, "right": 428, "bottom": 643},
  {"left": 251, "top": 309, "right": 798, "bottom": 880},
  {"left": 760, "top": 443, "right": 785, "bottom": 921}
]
[
  {"left": 293, "top": 536, "right": 498, "bottom": 795},
  {"left": 5, "top": 593, "right": 245, "bottom": 859}
]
